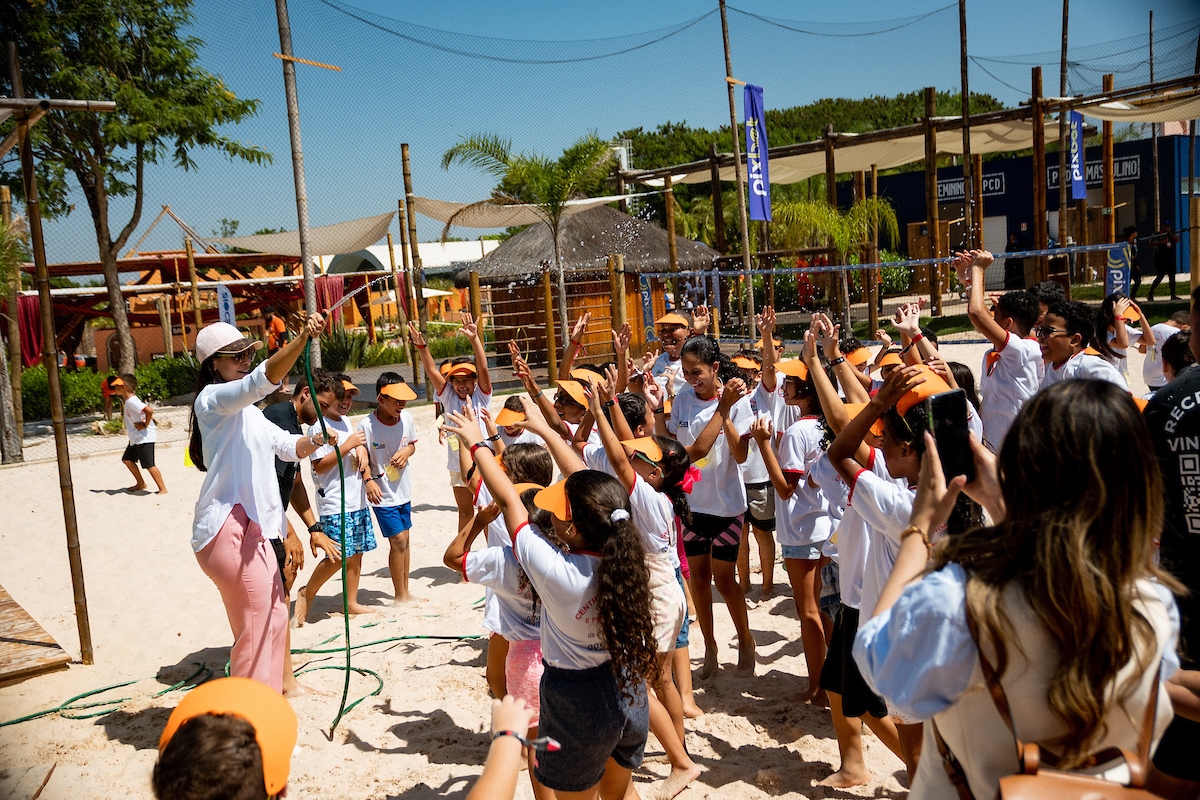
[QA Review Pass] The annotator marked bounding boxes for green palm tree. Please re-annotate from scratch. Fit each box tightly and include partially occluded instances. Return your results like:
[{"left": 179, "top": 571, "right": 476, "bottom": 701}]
[
  {"left": 772, "top": 197, "right": 899, "bottom": 325},
  {"left": 441, "top": 133, "right": 615, "bottom": 346}
]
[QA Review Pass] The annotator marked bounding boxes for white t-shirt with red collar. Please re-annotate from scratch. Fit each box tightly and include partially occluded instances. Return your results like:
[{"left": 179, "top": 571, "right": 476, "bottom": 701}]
[
  {"left": 979, "top": 332, "right": 1042, "bottom": 451},
  {"left": 583, "top": 445, "right": 676, "bottom": 565},
  {"left": 512, "top": 521, "right": 607, "bottom": 670},
  {"left": 437, "top": 383, "right": 491, "bottom": 472},
  {"left": 775, "top": 417, "right": 832, "bottom": 550},
  {"left": 666, "top": 386, "right": 754, "bottom": 518},
  {"left": 463, "top": 544, "right": 541, "bottom": 642},
  {"left": 847, "top": 450, "right": 917, "bottom": 616},
  {"left": 1040, "top": 349, "right": 1128, "bottom": 391}
]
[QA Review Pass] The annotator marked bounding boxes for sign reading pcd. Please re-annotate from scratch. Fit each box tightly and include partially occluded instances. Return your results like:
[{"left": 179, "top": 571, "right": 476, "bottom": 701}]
[{"left": 744, "top": 84, "right": 771, "bottom": 221}]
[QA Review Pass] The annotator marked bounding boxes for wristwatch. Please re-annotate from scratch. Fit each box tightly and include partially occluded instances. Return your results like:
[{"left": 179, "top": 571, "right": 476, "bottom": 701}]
[{"left": 307, "top": 522, "right": 324, "bottom": 534}]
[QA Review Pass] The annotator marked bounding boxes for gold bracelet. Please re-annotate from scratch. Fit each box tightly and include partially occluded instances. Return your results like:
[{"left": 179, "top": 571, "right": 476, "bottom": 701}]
[{"left": 899, "top": 524, "right": 931, "bottom": 548}]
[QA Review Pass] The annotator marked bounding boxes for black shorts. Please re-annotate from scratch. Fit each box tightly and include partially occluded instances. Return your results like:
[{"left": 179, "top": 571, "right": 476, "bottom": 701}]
[
  {"left": 122, "top": 442, "right": 155, "bottom": 468},
  {"left": 1152, "top": 715, "right": 1200, "bottom": 781},
  {"left": 682, "top": 512, "right": 744, "bottom": 563},
  {"left": 818, "top": 604, "right": 888, "bottom": 719}
]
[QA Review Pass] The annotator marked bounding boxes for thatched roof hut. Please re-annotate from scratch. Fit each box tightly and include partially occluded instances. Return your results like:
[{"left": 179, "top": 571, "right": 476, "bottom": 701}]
[{"left": 474, "top": 204, "right": 717, "bottom": 280}]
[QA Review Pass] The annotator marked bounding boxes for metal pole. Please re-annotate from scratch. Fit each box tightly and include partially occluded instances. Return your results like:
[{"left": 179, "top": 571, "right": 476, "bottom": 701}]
[
  {"left": 959, "top": 0, "right": 977, "bottom": 247},
  {"left": 274, "top": 0, "right": 320, "bottom": 367},
  {"left": 1, "top": 184, "right": 21, "bottom": 445},
  {"left": 719, "top": 0, "right": 756, "bottom": 340},
  {"left": 11, "top": 43, "right": 93, "bottom": 663}
]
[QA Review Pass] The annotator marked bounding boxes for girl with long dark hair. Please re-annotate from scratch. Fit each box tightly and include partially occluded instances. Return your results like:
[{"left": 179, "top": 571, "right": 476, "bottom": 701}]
[{"left": 188, "top": 315, "right": 328, "bottom": 692}]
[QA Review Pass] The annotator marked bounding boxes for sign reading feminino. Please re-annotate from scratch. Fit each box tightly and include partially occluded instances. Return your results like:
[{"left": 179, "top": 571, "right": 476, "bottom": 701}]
[
  {"left": 938, "top": 173, "right": 1006, "bottom": 202},
  {"left": 1047, "top": 155, "right": 1141, "bottom": 190}
]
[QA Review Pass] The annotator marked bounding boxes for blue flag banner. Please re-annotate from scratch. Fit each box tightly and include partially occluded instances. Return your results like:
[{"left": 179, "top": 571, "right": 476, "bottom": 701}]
[
  {"left": 216, "top": 284, "right": 236, "bottom": 325},
  {"left": 744, "top": 84, "right": 771, "bottom": 221},
  {"left": 1068, "top": 110, "right": 1086, "bottom": 201},
  {"left": 1105, "top": 244, "right": 1131, "bottom": 297}
]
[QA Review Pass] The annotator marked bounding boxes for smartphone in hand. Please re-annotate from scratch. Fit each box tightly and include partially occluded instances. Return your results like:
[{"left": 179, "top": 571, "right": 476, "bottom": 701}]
[{"left": 925, "top": 389, "right": 976, "bottom": 485}]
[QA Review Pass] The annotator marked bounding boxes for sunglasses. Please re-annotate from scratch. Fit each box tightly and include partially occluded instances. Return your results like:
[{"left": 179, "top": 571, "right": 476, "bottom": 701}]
[
  {"left": 220, "top": 350, "right": 253, "bottom": 363},
  {"left": 1033, "top": 325, "right": 1068, "bottom": 339}
]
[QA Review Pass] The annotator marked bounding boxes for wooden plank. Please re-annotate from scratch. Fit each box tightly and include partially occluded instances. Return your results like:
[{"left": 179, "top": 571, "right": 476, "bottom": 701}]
[
  {"left": 0, "top": 763, "right": 55, "bottom": 800},
  {"left": 0, "top": 585, "right": 70, "bottom": 685}
]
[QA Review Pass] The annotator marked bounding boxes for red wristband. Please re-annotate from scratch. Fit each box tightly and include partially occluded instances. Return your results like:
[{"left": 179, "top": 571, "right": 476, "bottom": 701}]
[
  {"left": 910, "top": 333, "right": 924, "bottom": 346},
  {"left": 470, "top": 441, "right": 492, "bottom": 457}
]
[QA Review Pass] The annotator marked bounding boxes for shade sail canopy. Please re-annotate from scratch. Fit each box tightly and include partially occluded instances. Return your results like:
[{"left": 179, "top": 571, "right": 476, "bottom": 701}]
[
  {"left": 635, "top": 118, "right": 1065, "bottom": 187},
  {"left": 208, "top": 212, "right": 396, "bottom": 256},
  {"left": 410, "top": 191, "right": 655, "bottom": 230},
  {"left": 1078, "top": 89, "right": 1200, "bottom": 123}
]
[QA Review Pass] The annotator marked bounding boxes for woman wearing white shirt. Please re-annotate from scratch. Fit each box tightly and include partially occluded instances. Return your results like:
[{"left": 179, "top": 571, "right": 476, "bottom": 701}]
[
  {"left": 854, "top": 381, "right": 1181, "bottom": 799},
  {"left": 188, "top": 314, "right": 328, "bottom": 693},
  {"left": 665, "top": 335, "right": 757, "bottom": 677}
]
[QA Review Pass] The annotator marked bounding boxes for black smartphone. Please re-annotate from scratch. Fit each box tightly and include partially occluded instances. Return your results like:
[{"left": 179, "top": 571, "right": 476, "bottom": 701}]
[{"left": 925, "top": 389, "right": 975, "bottom": 485}]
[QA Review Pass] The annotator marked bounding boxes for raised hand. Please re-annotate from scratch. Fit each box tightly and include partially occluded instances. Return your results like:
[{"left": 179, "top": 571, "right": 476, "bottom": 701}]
[
  {"left": 600, "top": 365, "right": 619, "bottom": 403},
  {"left": 719, "top": 377, "right": 747, "bottom": 411},
  {"left": 460, "top": 312, "right": 479, "bottom": 341},
  {"left": 641, "top": 348, "right": 659, "bottom": 372},
  {"left": 801, "top": 326, "right": 818, "bottom": 362},
  {"left": 515, "top": 396, "right": 555, "bottom": 436},
  {"left": 642, "top": 372, "right": 665, "bottom": 411},
  {"left": 875, "top": 364, "right": 925, "bottom": 409},
  {"left": 304, "top": 312, "right": 327, "bottom": 340},
  {"left": 893, "top": 302, "right": 923, "bottom": 338},
  {"left": 692, "top": 305, "right": 710, "bottom": 333},
  {"left": 407, "top": 321, "right": 426, "bottom": 348},
  {"left": 750, "top": 416, "right": 773, "bottom": 443},
  {"left": 875, "top": 329, "right": 893, "bottom": 348},
  {"left": 1115, "top": 296, "right": 1133, "bottom": 319},
  {"left": 571, "top": 312, "right": 591, "bottom": 343},
  {"left": 443, "top": 409, "right": 484, "bottom": 447},
  {"left": 756, "top": 305, "right": 776, "bottom": 335},
  {"left": 612, "top": 322, "right": 632, "bottom": 354}
]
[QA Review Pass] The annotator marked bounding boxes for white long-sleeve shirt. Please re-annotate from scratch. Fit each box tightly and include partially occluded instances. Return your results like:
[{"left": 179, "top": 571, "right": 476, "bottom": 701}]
[{"left": 191, "top": 363, "right": 302, "bottom": 553}]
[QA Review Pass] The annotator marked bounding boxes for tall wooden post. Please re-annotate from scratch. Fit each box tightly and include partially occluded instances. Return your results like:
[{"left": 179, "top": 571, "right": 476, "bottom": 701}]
[
  {"left": 156, "top": 297, "right": 173, "bottom": 358},
  {"left": 760, "top": 221, "right": 774, "bottom": 308},
  {"left": 1057, "top": 0, "right": 1071, "bottom": 261},
  {"left": 868, "top": 165, "right": 880, "bottom": 338},
  {"left": 13, "top": 41, "right": 93, "bottom": 662},
  {"left": 709, "top": 143, "right": 727, "bottom": 255},
  {"left": 396, "top": 202, "right": 420, "bottom": 386},
  {"left": 719, "top": 0, "right": 756, "bottom": 340},
  {"left": 468, "top": 270, "right": 482, "bottom": 321},
  {"left": 664, "top": 174, "right": 681, "bottom": 307},
  {"left": 924, "top": 87, "right": 943, "bottom": 315},
  {"left": 363, "top": 275, "right": 376, "bottom": 343},
  {"left": 972, "top": 154, "right": 985, "bottom": 247},
  {"left": 959, "top": 0, "right": 977, "bottom": 247},
  {"left": 1150, "top": 11, "right": 1161, "bottom": 233},
  {"left": 1032, "top": 67, "right": 1049, "bottom": 281},
  {"left": 614, "top": 254, "right": 629, "bottom": 336},
  {"left": 185, "top": 237, "right": 203, "bottom": 332},
  {"left": 542, "top": 268, "right": 557, "bottom": 382},
  {"left": 824, "top": 125, "right": 844, "bottom": 325},
  {"left": 401, "top": 145, "right": 428, "bottom": 388},
  {"left": 1, "top": 184, "right": 21, "bottom": 440},
  {"left": 854, "top": 170, "right": 866, "bottom": 322}
]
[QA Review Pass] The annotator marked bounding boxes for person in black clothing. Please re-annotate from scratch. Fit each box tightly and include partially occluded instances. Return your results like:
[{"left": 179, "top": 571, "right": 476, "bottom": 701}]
[
  {"left": 1123, "top": 226, "right": 1143, "bottom": 299},
  {"left": 261, "top": 367, "right": 343, "bottom": 697},
  {"left": 1142, "top": 284, "right": 1200, "bottom": 798},
  {"left": 1146, "top": 222, "right": 1181, "bottom": 302},
  {"left": 1003, "top": 232, "right": 1025, "bottom": 290}
]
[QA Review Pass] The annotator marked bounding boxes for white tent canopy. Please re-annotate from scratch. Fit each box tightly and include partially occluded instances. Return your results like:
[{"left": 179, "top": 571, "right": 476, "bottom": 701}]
[
  {"left": 208, "top": 211, "right": 396, "bottom": 256},
  {"left": 1078, "top": 89, "right": 1200, "bottom": 123},
  {"left": 636, "top": 118, "right": 1066, "bottom": 187},
  {"left": 409, "top": 191, "right": 657, "bottom": 229}
]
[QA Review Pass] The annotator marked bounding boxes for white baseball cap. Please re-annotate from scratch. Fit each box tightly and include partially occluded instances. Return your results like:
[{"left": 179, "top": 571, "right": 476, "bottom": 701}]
[{"left": 195, "top": 322, "right": 264, "bottom": 363}]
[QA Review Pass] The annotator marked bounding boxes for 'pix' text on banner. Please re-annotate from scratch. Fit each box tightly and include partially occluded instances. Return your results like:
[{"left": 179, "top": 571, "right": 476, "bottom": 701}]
[
  {"left": 1068, "top": 110, "right": 1087, "bottom": 201},
  {"left": 744, "top": 83, "right": 771, "bottom": 221},
  {"left": 1105, "top": 243, "right": 1132, "bottom": 297}
]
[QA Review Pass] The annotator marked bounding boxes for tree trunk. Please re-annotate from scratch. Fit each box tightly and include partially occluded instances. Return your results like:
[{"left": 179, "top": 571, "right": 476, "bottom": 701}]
[
  {"left": 552, "top": 222, "right": 569, "bottom": 355},
  {"left": 98, "top": 237, "right": 136, "bottom": 374},
  {"left": 0, "top": 333, "right": 21, "bottom": 463}
]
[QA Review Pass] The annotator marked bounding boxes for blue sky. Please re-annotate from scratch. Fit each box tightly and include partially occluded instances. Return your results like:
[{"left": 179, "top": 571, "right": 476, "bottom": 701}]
[{"left": 35, "top": 0, "right": 1199, "bottom": 265}]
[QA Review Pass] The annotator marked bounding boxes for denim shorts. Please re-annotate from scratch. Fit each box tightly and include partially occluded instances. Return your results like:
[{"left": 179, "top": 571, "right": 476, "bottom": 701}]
[
  {"left": 372, "top": 503, "right": 412, "bottom": 538},
  {"left": 673, "top": 567, "right": 690, "bottom": 649},
  {"left": 781, "top": 544, "right": 822, "bottom": 561},
  {"left": 319, "top": 507, "right": 377, "bottom": 559},
  {"left": 534, "top": 663, "right": 649, "bottom": 792}
]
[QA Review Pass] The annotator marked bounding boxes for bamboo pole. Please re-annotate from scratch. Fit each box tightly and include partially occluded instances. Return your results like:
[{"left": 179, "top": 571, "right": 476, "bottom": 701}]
[
  {"left": 1, "top": 184, "right": 21, "bottom": 442},
  {"left": 824, "top": 125, "right": 844, "bottom": 326},
  {"left": 854, "top": 170, "right": 866, "bottom": 325},
  {"left": 868, "top": 165, "right": 880, "bottom": 338},
  {"left": 709, "top": 143, "right": 727, "bottom": 255},
  {"left": 1032, "top": 67, "right": 1049, "bottom": 282},
  {"left": 542, "top": 268, "right": 557, "bottom": 383},
  {"left": 156, "top": 297, "right": 173, "bottom": 358},
  {"left": 1057, "top": 0, "right": 1070, "bottom": 262},
  {"left": 401, "top": 145, "right": 428, "bottom": 389},
  {"left": 185, "top": 237, "right": 203, "bottom": 332},
  {"left": 718, "top": 0, "right": 756, "bottom": 340},
  {"left": 664, "top": 174, "right": 681, "bottom": 308},
  {"left": 11, "top": 42, "right": 93, "bottom": 663},
  {"left": 363, "top": 275, "right": 376, "bottom": 343},
  {"left": 396, "top": 202, "right": 420, "bottom": 386},
  {"left": 924, "top": 87, "right": 943, "bottom": 316},
  {"left": 959, "top": 0, "right": 977, "bottom": 248},
  {"left": 1150, "top": 11, "right": 1161, "bottom": 234},
  {"left": 174, "top": 259, "right": 189, "bottom": 353},
  {"left": 385, "top": 233, "right": 402, "bottom": 326},
  {"left": 614, "top": 254, "right": 629, "bottom": 337},
  {"left": 972, "top": 154, "right": 985, "bottom": 247},
  {"left": 469, "top": 270, "right": 482, "bottom": 321}
]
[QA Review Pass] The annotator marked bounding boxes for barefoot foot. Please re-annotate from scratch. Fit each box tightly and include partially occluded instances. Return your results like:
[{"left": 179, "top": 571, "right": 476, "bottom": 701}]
[
  {"left": 393, "top": 594, "right": 428, "bottom": 606},
  {"left": 283, "top": 679, "right": 316, "bottom": 699},
  {"left": 656, "top": 764, "right": 703, "bottom": 800},
  {"left": 346, "top": 602, "right": 375, "bottom": 615},
  {"left": 700, "top": 649, "right": 718, "bottom": 679},
  {"left": 816, "top": 768, "right": 873, "bottom": 788},
  {"left": 737, "top": 640, "right": 756, "bottom": 672},
  {"left": 682, "top": 701, "right": 704, "bottom": 719},
  {"left": 292, "top": 591, "right": 309, "bottom": 628}
]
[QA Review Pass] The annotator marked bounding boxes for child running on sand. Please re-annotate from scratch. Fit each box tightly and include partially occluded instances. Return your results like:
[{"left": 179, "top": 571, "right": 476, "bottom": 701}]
[
  {"left": 295, "top": 381, "right": 376, "bottom": 624},
  {"left": 409, "top": 314, "right": 492, "bottom": 534},
  {"left": 116, "top": 374, "right": 168, "bottom": 494},
  {"left": 359, "top": 372, "right": 420, "bottom": 606},
  {"left": 444, "top": 409, "right": 660, "bottom": 800}
]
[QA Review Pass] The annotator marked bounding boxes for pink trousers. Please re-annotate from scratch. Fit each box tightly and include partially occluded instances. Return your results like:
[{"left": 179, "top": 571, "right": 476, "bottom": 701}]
[{"left": 195, "top": 505, "right": 287, "bottom": 693}]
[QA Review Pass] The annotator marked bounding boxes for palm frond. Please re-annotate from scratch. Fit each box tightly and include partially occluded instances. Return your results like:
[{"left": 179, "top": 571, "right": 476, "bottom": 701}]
[{"left": 441, "top": 133, "right": 514, "bottom": 179}]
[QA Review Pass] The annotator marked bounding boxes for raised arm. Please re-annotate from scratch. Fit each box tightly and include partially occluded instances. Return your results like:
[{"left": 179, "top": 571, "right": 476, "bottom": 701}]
[
  {"left": 893, "top": 302, "right": 938, "bottom": 365},
  {"left": 829, "top": 366, "right": 924, "bottom": 484},
  {"left": 758, "top": 305, "right": 779, "bottom": 393},
  {"left": 265, "top": 313, "right": 326, "bottom": 386},
  {"left": 955, "top": 250, "right": 1007, "bottom": 349},
  {"left": 816, "top": 313, "right": 871, "bottom": 403},
  {"left": 509, "top": 342, "right": 571, "bottom": 440},
  {"left": 460, "top": 312, "right": 491, "bottom": 395},
  {"left": 722, "top": 379, "right": 750, "bottom": 464},
  {"left": 444, "top": 410, "right": 527, "bottom": 536},
  {"left": 588, "top": 376, "right": 638, "bottom": 493},
  {"left": 560, "top": 312, "right": 591, "bottom": 377},
  {"left": 751, "top": 417, "right": 799, "bottom": 501},
  {"left": 612, "top": 323, "right": 632, "bottom": 393},
  {"left": 443, "top": 503, "right": 500, "bottom": 571},
  {"left": 409, "top": 321, "right": 446, "bottom": 396},
  {"left": 515, "top": 396, "right": 585, "bottom": 477}
]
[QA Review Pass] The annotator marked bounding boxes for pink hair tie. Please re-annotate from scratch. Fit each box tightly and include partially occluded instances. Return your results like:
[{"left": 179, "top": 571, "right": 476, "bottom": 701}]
[{"left": 678, "top": 465, "right": 703, "bottom": 494}]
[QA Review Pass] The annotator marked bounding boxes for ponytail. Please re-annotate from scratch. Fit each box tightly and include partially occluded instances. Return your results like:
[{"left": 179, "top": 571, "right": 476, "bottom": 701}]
[
  {"left": 187, "top": 357, "right": 221, "bottom": 472},
  {"left": 566, "top": 471, "right": 657, "bottom": 698},
  {"left": 653, "top": 435, "right": 693, "bottom": 526}
]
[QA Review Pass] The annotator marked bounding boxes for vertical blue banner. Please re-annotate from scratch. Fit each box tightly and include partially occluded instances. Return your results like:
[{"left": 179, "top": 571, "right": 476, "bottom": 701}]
[
  {"left": 1068, "top": 110, "right": 1086, "bottom": 201},
  {"left": 639, "top": 275, "right": 655, "bottom": 339},
  {"left": 216, "top": 284, "right": 236, "bottom": 325},
  {"left": 744, "top": 84, "right": 771, "bottom": 221},
  {"left": 1105, "top": 243, "right": 1131, "bottom": 297}
]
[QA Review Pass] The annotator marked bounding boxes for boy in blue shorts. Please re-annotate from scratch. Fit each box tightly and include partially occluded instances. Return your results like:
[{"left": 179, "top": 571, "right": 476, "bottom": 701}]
[{"left": 360, "top": 372, "right": 420, "bottom": 605}]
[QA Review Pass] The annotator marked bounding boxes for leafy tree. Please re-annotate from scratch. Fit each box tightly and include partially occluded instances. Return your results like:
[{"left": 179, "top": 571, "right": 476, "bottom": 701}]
[
  {"left": 441, "top": 133, "right": 614, "bottom": 344},
  {"left": 1, "top": 0, "right": 270, "bottom": 372}
]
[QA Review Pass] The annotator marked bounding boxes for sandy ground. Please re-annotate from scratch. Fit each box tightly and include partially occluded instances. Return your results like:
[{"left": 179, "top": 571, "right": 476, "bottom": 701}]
[{"left": 0, "top": 343, "right": 1152, "bottom": 800}]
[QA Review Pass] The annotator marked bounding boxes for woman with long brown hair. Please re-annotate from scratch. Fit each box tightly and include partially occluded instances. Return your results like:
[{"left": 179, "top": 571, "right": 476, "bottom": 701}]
[{"left": 854, "top": 380, "right": 1181, "bottom": 798}]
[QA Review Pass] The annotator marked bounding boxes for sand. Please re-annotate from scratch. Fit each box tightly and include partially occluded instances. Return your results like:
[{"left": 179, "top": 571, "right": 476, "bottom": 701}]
[{"left": 0, "top": 342, "right": 1152, "bottom": 799}]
